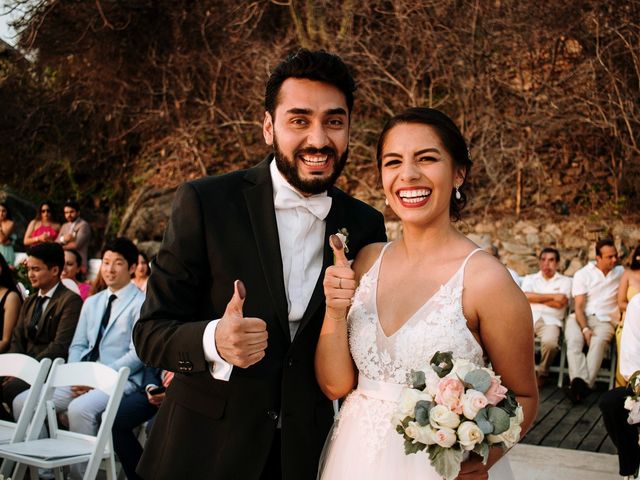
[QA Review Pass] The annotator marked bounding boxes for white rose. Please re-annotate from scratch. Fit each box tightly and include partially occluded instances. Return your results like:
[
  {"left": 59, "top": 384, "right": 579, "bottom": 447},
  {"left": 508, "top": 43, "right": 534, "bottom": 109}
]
[
  {"left": 451, "top": 359, "right": 475, "bottom": 380},
  {"left": 457, "top": 421, "right": 485, "bottom": 451},
  {"left": 461, "top": 390, "right": 488, "bottom": 420},
  {"left": 434, "top": 427, "right": 457, "bottom": 448},
  {"left": 397, "top": 388, "right": 433, "bottom": 420},
  {"left": 405, "top": 421, "right": 438, "bottom": 445},
  {"left": 628, "top": 402, "right": 640, "bottom": 425},
  {"left": 487, "top": 417, "right": 522, "bottom": 448},
  {"left": 430, "top": 404, "right": 461, "bottom": 430},
  {"left": 624, "top": 397, "right": 637, "bottom": 411},
  {"left": 514, "top": 405, "right": 524, "bottom": 425}
]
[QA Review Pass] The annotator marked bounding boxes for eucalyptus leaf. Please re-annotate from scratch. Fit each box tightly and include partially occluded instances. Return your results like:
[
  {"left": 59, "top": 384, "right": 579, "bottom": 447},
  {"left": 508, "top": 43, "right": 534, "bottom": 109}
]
[
  {"left": 410, "top": 369, "right": 426, "bottom": 390},
  {"left": 428, "top": 445, "right": 464, "bottom": 480},
  {"left": 501, "top": 390, "right": 518, "bottom": 415},
  {"left": 430, "top": 351, "right": 454, "bottom": 378},
  {"left": 415, "top": 400, "right": 433, "bottom": 426},
  {"left": 488, "top": 407, "right": 510, "bottom": 435},
  {"left": 404, "top": 439, "right": 426, "bottom": 455},
  {"left": 475, "top": 408, "right": 494, "bottom": 434},
  {"left": 464, "top": 369, "right": 492, "bottom": 393},
  {"left": 473, "top": 442, "right": 490, "bottom": 464}
]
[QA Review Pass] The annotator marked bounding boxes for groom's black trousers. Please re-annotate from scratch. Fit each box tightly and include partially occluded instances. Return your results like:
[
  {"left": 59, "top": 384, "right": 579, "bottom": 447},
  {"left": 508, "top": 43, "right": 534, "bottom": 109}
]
[
  {"left": 599, "top": 386, "right": 640, "bottom": 476},
  {"left": 259, "top": 430, "right": 282, "bottom": 480}
]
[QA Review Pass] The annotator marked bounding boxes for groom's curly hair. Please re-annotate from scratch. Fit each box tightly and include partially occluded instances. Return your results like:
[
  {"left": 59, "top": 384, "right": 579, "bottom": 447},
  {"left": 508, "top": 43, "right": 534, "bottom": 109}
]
[
  {"left": 264, "top": 49, "right": 356, "bottom": 118},
  {"left": 375, "top": 107, "right": 473, "bottom": 222}
]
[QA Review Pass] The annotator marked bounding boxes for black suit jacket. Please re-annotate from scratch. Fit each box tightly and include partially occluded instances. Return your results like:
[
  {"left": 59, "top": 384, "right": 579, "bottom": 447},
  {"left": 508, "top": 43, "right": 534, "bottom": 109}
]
[
  {"left": 9, "top": 283, "right": 82, "bottom": 361},
  {"left": 133, "top": 158, "right": 387, "bottom": 480}
]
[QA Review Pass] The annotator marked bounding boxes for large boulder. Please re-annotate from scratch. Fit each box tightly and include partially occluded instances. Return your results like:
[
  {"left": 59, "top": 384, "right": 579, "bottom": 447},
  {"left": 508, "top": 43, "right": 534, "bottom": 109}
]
[{"left": 118, "top": 187, "right": 176, "bottom": 244}]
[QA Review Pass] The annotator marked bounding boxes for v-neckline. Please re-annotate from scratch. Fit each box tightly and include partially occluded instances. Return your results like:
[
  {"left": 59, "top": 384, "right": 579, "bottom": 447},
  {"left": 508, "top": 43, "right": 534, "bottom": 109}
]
[{"left": 373, "top": 243, "right": 476, "bottom": 339}]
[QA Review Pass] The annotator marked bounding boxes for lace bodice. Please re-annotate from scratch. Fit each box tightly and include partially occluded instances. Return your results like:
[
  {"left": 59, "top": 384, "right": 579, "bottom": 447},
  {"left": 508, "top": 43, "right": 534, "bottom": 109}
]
[{"left": 348, "top": 243, "right": 485, "bottom": 384}]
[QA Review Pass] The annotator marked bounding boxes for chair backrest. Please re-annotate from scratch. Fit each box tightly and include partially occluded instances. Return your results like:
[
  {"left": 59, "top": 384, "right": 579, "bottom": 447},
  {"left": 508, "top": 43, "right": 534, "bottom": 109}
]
[
  {"left": 0, "top": 354, "right": 49, "bottom": 386},
  {"left": 0, "top": 355, "right": 52, "bottom": 439},
  {"left": 47, "top": 361, "right": 123, "bottom": 396}
]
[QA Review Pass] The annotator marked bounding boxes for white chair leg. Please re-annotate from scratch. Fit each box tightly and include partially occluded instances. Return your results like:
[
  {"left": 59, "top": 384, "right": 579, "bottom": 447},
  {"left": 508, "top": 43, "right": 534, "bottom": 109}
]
[
  {"left": 12, "top": 461, "right": 27, "bottom": 480},
  {"left": 557, "top": 338, "right": 567, "bottom": 388},
  {"left": 28, "top": 465, "right": 38, "bottom": 480},
  {"left": 54, "top": 466, "right": 64, "bottom": 480},
  {"left": 105, "top": 453, "right": 118, "bottom": 480}
]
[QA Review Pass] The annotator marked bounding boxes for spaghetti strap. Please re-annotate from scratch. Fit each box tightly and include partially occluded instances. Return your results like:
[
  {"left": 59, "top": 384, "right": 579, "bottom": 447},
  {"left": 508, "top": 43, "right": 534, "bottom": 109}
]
[{"left": 460, "top": 248, "right": 483, "bottom": 272}]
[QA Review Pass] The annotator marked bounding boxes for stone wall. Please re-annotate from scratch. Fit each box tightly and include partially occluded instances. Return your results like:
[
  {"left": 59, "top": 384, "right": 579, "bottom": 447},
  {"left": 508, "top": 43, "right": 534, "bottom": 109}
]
[{"left": 386, "top": 216, "right": 640, "bottom": 277}]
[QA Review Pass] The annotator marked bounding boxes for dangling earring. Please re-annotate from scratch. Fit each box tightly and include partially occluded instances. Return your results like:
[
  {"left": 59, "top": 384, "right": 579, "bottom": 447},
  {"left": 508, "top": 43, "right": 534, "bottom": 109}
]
[
  {"left": 384, "top": 197, "right": 389, "bottom": 206},
  {"left": 455, "top": 186, "right": 462, "bottom": 200}
]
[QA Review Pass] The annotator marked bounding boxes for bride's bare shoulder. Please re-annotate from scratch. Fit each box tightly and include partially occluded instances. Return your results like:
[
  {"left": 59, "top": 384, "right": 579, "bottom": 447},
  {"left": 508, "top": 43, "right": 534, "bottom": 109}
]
[
  {"left": 464, "top": 250, "right": 517, "bottom": 291},
  {"left": 353, "top": 242, "right": 387, "bottom": 281}
]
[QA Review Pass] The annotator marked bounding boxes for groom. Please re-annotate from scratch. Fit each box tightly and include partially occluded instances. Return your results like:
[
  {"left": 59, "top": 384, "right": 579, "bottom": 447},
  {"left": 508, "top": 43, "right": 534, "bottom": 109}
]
[{"left": 133, "top": 49, "right": 387, "bottom": 479}]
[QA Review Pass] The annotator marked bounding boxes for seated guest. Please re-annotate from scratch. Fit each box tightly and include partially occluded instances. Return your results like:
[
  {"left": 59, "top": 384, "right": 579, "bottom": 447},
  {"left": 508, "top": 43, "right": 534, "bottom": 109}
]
[
  {"left": 521, "top": 247, "right": 572, "bottom": 387},
  {"left": 616, "top": 245, "right": 640, "bottom": 386},
  {"left": 44, "top": 237, "right": 144, "bottom": 479},
  {"left": 23, "top": 201, "right": 60, "bottom": 247},
  {"left": 112, "top": 368, "right": 173, "bottom": 480},
  {"left": 566, "top": 238, "right": 624, "bottom": 403},
  {"left": 56, "top": 200, "right": 92, "bottom": 270},
  {"left": 599, "top": 293, "right": 640, "bottom": 479},
  {"left": 131, "top": 252, "right": 150, "bottom": 293},
  {"left": 0, "top": 253, "right": 21, "bottom": 352},
  {"left": 61, "top": 249, "right": 92, "bottom": 301},
  {"left": 2, "top": 243, "right": 82, "bottom": 417},
  {"left": 0, "top": 203, "right": 16, "bottom": 266}
]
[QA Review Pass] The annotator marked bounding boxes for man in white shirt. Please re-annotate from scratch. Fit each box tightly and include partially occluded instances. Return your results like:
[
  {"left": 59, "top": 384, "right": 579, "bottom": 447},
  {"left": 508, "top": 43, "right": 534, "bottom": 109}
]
[
  {"left": 565, "top": 238, "right": 624, "bottom": 403},
  {"left": 521, "top": 247, "right": 572, "bottom": 387},
  {"left": 133, "top": 50, "right": 387, "bottom": 480}
]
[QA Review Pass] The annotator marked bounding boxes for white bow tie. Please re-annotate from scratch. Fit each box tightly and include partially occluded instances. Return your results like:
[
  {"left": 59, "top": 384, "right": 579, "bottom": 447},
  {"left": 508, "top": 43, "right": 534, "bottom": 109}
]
[{"left": 274, "top": 187, "right": 332, "bottom": 220}]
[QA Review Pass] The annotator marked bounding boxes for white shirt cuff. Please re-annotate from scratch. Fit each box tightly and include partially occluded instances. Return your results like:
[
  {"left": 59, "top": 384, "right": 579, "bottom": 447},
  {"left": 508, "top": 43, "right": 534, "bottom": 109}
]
[{"left": 203, "top": 320, "right": 233, "bottom": 381}]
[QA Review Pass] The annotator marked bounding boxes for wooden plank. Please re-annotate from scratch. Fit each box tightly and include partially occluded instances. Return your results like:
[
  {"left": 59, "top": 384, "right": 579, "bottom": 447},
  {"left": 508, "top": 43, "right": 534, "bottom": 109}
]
[
  {"left": 579, "top": 416, "right": 611, "bottom": 452},
  {"left": 560, "top": 393, "right": 603, "bottom": 450},
  {"left": 599, "top": 434, "right": 617, "bottom": 455},
  {"left": 523, "top": 392, "right": 573, "bottom": 445}
]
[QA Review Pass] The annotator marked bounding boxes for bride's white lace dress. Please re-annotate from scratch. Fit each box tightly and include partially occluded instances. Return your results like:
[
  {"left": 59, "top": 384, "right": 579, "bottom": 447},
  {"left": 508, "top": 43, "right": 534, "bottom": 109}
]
[{"left": 319, "top": 244, "right": 514, "bottom": 479}]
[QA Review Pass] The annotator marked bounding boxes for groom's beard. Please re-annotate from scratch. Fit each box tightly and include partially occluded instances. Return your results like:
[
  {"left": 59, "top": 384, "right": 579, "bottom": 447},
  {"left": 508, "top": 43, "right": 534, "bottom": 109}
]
[{"left": 273, "top": 137, "right": 349, "bottom": 195}]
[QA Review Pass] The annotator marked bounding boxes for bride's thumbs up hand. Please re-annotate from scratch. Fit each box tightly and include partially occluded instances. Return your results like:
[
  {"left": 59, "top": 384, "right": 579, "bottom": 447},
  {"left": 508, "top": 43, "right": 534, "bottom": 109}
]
[
  {"left": 324, "top": 234, "right": 356, "bottom": 321},
  {"left": 215, "top": 280, "right": 268, "bottom": 368}
]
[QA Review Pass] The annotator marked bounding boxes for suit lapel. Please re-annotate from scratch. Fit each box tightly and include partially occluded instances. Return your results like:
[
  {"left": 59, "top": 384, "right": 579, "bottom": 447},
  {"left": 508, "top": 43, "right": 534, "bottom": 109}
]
[
  {"left": 243, "top": 158, "right": 290, "bottom": 341},
  {"left": 296, "top": 188, "right": 348, "bottom": 337},
  {"left": 38, "top": 284, "right": 66, "bottom": 331}
]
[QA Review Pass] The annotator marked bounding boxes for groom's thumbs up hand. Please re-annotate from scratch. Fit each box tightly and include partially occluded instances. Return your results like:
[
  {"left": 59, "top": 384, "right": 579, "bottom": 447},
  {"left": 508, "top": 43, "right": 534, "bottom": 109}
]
[
  {"left": 215, "top": 280, "right": 268, "bottom": 368},
  {"left": 324, "top": 235, "right": 356, "bottom": 321}
]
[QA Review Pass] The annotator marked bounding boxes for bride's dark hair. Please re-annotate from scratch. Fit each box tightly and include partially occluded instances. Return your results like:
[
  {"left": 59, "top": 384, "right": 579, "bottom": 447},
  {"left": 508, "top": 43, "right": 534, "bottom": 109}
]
[{"left": 376, "top": 107, "right": 473, "bottom": 222}]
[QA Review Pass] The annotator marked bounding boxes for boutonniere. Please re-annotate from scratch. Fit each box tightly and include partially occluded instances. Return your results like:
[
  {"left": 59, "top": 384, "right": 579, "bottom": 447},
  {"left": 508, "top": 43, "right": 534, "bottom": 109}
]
[{"left": 336, "top": 228, "right": 349, "bottom": 253}]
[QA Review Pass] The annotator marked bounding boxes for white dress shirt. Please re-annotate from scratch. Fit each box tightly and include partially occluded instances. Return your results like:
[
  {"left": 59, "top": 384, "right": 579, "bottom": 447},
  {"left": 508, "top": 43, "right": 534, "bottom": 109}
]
[
  {"left": 202, "top": 160, "right": 331, "bottom": 381},
  {"left": 572, "top": 263, "right": 623, "bottom": 324},
  {"left": 620, "top": 294, "right": 640, "bottom": 380},
  {"left": 36, "top": 282, "right": 61, "bottom": 311},
  {"left": 521, "top": 271, "right": 572, "bottom": 327}
]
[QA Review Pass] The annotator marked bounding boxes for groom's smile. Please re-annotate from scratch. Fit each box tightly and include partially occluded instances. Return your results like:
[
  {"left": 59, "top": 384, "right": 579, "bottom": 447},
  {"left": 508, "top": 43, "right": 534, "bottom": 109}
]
[{"left": 263, "top": 78, "right": 350, "bottom": 196}]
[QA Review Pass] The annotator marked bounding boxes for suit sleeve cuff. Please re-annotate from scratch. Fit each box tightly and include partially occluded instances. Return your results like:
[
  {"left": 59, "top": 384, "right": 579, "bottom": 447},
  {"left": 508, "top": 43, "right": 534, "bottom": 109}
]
[{"left": 203, "top": 320, "right": 233, "bottom": 381}]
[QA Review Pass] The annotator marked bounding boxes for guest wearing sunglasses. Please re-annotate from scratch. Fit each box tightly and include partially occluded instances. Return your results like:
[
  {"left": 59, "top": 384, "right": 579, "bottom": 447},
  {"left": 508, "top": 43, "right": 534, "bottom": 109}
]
[{"left": 24, "top": 201, "right": 61, "bottom": 247}]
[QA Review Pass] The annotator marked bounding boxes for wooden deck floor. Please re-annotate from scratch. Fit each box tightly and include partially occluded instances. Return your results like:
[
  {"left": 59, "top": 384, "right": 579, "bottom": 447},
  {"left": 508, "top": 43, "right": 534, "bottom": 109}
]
[{"left": 521, "top": 377, "right": 617, "bottom": 454}]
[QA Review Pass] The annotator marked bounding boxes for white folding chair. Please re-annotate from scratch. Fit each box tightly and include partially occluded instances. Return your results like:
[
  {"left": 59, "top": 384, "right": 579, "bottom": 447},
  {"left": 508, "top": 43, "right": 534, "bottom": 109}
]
[
  {"left": 0, "top": 359, "right": 130, "bottom": 480},
  {"left": 0, "top": 354, "right": 52, "bottom": 445}
]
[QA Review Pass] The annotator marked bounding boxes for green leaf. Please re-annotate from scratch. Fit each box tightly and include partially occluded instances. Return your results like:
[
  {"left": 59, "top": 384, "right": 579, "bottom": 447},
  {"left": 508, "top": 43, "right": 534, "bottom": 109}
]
[
  {"left": 410, "top": 369, "right": 426, "bottom": 390},
  {"left": 464, "top": 369, "right": 492, "bottom": 393},
  {"left": 488, "top": 407, "right": 510, "bottom": 435},
  {"left": 404, "top": 439, "right": 426, "bottom": 455},
  {"left": 428, "top": 445, "right": 464, "bottom": 480},
  {"left": 499, "top": 390, "right": 518, "bottom": 416},
  {"left": 430, "top": 351, "right": 454, "bottom": 378},
  {"left": 473, "top": 442, "right": 490, "bottom": 464},
  {"left": 415, "top": 400, "right": 433, "bottom": 426},
  {"left": 475, "top": 408, "right": 494, "bottom": 434}
]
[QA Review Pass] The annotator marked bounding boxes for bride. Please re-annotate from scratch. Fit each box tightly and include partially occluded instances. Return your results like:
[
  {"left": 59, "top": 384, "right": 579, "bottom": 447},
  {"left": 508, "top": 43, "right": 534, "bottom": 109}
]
[{"left": 315, "top": 107, "right": 538, "bottom": 479}]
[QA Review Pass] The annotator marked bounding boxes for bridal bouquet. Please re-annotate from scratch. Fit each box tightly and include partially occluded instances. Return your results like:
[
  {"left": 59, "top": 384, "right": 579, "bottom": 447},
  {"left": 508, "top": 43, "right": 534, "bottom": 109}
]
[
  {"left": 624, "top": 370, "right": 640, "bottom": 428},
  {"left": 394, "top": 351, "right": 523, "bottom": 480}
]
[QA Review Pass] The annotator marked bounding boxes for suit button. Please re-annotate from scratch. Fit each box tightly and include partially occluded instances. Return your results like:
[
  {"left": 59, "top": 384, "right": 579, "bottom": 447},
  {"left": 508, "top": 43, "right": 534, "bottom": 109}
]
[
  {"left": 267, "top": 410, "right": 279, "bottom": 421},
  {"left": 287, "top": 358, "right": 293, "bottom": 367}
]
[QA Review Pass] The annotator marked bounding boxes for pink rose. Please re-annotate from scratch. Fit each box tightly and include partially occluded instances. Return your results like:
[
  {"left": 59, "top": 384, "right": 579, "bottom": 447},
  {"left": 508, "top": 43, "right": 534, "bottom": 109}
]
[
  {"left": 435, "top": 377, "right": 465, "bottom": 414},
  {"left": 485, "top": 378, "right": 508, "bottom": 406}
]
